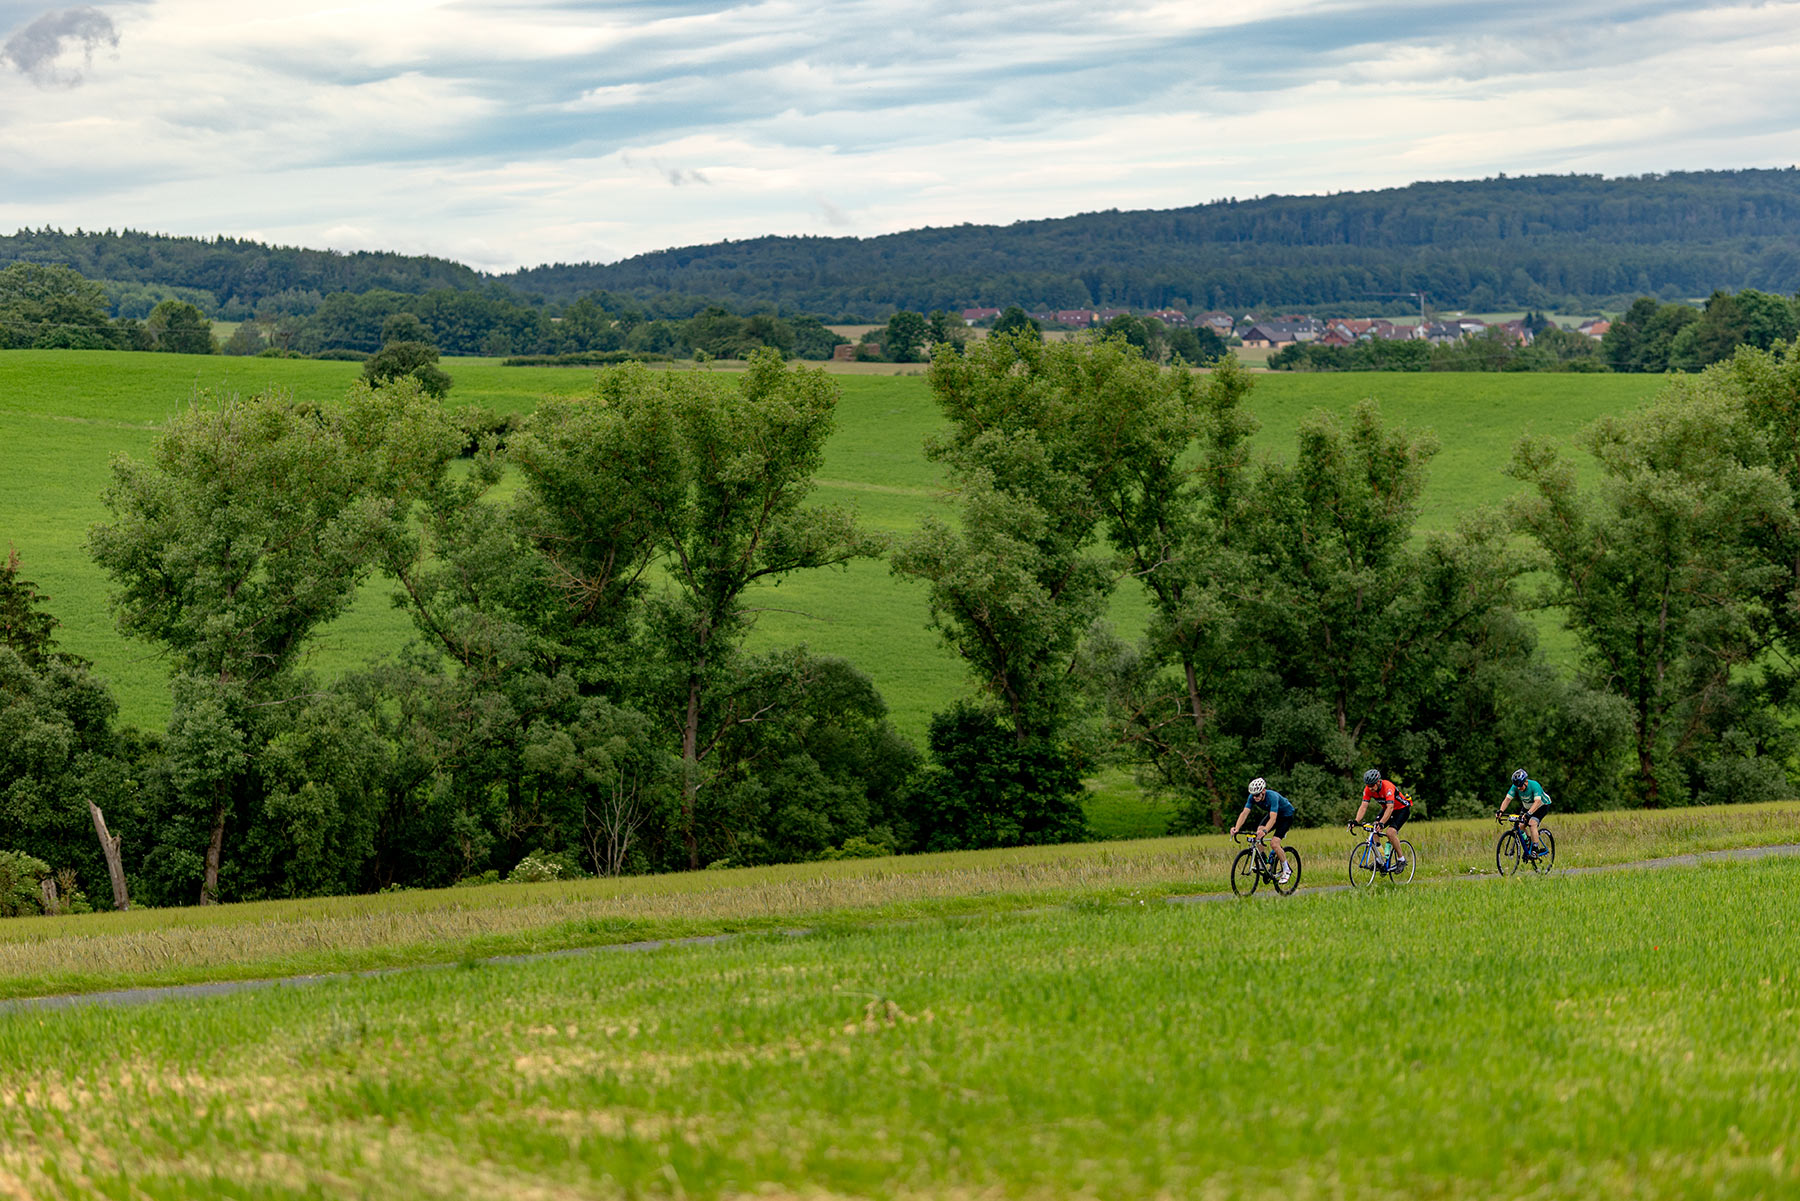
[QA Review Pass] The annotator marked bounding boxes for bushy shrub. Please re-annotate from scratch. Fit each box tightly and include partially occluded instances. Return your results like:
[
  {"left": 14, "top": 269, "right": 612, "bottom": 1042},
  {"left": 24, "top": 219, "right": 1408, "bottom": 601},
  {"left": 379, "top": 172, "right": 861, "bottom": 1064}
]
[
  {"left": 507, "top": 854, "right": 565, "bottom": 883},
  {"left": 452, "top": 870, "right": 500, "bottom": 888},
  {"left": 0, "top": 850, "right": 52, "bottom": 917},
  {"left": 902, "top": 703, "right": 1087, "bottom": 851},
  {"left": 816, "top": 834, "right": 894, "bottom": 861}
]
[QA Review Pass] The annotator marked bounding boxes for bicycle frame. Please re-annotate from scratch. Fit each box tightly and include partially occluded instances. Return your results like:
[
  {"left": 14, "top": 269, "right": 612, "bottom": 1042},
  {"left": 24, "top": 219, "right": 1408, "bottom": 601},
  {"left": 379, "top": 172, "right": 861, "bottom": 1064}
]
[
  {"left": 1500, "top": 812, "right": 1548, "bottom": 851},
  {"left": 1242, "top": 832, "right": 1279, "bottom": 880},
  {"left": 1356, "top": 822, "right": 1393, "bottom": 868}
]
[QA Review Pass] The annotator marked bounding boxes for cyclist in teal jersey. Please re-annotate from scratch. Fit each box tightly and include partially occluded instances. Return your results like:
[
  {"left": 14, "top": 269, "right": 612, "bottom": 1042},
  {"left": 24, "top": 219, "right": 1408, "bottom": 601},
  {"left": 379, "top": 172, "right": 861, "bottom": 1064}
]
[
  {"left": 1499, "top": 768, "right": 1553, "bottom": 855},
  {"left": 1229, "top": 777, "right": 1295, "bottom": 885}
]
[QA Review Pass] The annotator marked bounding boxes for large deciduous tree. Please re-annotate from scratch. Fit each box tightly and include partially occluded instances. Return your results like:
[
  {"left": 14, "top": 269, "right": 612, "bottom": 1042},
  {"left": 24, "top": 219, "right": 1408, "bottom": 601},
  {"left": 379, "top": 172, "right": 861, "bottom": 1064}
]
[
  {"left": 894, "top": 332, "right": 1124, "bottom": 744},
  {"left": 145, "top": 299, "right": 214, "bottom": 355},
  {"left": 89, "top": 380, "right": 455, "bottom": 902},
  {"left": 1509, "top": 379, "right": 1792, "bottom": 805},
  {"left": 560, "top": 352, "right": 883, "bottom": 868}
]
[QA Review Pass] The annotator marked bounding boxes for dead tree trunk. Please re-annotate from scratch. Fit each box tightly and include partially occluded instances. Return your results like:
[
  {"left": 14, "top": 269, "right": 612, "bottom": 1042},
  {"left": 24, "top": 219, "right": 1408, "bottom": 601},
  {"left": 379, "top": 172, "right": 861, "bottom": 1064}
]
[
  {"left": 200, "top": 796, "right": 226, "bottom": 905},
  {"left": 88, "top": 800, "right": 131, "bottom": 911}
]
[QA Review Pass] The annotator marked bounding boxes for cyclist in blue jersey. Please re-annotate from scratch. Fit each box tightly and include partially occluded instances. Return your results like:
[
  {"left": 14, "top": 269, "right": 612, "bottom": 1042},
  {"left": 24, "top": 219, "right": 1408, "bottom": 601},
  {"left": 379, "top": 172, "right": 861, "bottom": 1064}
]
[
  {"left": 1229, "top": 777, "right": 1295, "bottom": 885},
  {"left": 1498, "top": 768, "right": 1553, "bottom": 856}
]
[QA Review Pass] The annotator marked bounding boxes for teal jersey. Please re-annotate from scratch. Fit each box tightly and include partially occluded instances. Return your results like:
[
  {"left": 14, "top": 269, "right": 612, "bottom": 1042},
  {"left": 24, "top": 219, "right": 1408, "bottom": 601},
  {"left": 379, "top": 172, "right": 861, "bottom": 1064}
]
[
  {"left": 1507, "top": 778, "right": 1552, "bottom": 806},
  {"left": 1245, "top": 789, "right": 1295, "bottom": 818}
]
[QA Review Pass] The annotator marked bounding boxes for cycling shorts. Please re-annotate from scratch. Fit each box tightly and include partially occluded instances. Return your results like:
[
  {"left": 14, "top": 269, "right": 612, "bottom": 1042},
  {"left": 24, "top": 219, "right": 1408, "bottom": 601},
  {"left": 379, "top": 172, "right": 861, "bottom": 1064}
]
[
  {"left": 1383, "top": 806, "right": 1410, "bottom": 832},
  {"left": 1268, "top": 813, "right": 1294, "bottom": 838}
]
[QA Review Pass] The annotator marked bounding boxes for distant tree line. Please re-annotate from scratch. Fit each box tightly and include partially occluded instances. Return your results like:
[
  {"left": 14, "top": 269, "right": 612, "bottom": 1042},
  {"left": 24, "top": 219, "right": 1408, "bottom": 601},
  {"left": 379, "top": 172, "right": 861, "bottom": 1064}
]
[
  {"left": 0, "top": 264, "right": 215, "bottom": 354},
  {"left": 1600, "top": 289, "right": 1800, "bottom": 372},
  {"left": 10, "top": 336, "right": 1800, "bottom": 911},
  {"left": 0, "top": 261, "right": 863, "bottom": 365},
  {"left": 1270, "top": 320, "right": 1606, "bottom": 372},
  {"left": 13, "top": 171, "right": 1800, "bottom": 322},
  {"left": 1272, "top": 292, "right": 1800, "bottom": 374},
  {"left": 504, "top": 170, "right": 1800, "bottom": 316},
  {"left": 0, "top": 227, "right": 480, "bottom": 315}
]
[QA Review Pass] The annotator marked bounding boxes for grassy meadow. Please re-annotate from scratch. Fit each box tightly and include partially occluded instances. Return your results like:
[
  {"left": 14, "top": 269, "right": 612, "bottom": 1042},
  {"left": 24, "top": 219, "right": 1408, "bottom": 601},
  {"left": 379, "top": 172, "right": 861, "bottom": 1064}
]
[
  {"left": 0, "top": 349, "right": 1670, "bottom": 747},
  {"left": 0, "top": 802, "right": 1793, "bottom": 1002},
  {"left": 1, "top": 846, "right": 1795, "bottom": 1198}
]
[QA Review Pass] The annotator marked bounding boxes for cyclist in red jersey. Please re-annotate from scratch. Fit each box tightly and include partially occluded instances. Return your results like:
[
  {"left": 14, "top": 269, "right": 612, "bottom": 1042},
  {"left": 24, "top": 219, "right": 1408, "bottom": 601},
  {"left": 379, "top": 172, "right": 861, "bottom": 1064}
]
[{"left": 1349, "top": 768, "right": 1411, "bottom": 872}]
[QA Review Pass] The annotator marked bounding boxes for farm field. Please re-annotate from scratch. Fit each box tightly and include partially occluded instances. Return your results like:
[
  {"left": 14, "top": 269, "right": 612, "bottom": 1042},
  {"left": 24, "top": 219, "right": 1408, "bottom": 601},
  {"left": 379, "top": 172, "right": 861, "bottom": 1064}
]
[
  {"left": 0, "top": 803, "right": 1793, "bottom": 1002},
  {"left": 1, "top": 840, "right": 1795, "bottom": 1197},
  {"left": 0, "top": 350, "right": 1671, "bottom": 745}
]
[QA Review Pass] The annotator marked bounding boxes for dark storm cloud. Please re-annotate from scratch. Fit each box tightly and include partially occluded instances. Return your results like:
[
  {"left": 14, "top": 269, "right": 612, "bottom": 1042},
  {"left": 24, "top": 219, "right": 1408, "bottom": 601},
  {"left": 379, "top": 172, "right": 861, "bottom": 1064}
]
[{"left": 2, "top": 5, "right": 118, "bottom": 86}]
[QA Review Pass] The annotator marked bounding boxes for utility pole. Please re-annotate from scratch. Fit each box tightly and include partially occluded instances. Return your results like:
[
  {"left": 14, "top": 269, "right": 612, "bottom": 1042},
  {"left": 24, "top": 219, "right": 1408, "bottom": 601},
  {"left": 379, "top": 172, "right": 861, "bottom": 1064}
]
[{"left": 1365, "top": 291, "right": 1428, "bottom": 336}]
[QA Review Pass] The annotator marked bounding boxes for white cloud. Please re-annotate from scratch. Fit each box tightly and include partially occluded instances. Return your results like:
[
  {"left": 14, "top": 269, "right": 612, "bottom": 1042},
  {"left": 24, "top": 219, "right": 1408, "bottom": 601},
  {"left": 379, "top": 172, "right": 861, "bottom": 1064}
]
[{"left": 1, "top": 0, "right": 1797, "bottom": 269}]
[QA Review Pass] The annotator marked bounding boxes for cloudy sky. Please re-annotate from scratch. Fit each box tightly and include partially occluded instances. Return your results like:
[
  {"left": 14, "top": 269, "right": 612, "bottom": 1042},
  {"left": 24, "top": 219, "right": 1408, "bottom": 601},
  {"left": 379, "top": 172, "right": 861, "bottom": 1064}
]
[{"left": 2, "top": 1, "right": 1798, "bottom": 272}]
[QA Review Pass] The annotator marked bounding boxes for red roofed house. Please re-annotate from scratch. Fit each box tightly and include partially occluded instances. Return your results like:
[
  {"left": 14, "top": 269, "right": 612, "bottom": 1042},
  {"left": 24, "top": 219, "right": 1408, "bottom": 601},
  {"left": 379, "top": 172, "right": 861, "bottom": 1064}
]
[
  {"left": 1055, "top": 310, "right": 1098, "bottom": 327},
  {"left": 961, "top": 307, "right": 1001, "bottom": 325}
]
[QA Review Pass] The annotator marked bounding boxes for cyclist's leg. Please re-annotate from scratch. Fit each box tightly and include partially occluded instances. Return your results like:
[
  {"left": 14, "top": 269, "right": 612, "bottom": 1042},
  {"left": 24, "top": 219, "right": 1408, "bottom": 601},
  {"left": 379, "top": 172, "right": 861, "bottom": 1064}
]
[
  {"left": 1379, "top": 805, "right": 1399, "bottom": 859},
  {"left": 1385, "top": 805, "right": 1410, "bottom": 864},
  {"left": 1526, "top": 800, "right": 1546, "bottom": 847},
  {"left": 1270, "top": 813, "right": 1294, "bottom": 878}
]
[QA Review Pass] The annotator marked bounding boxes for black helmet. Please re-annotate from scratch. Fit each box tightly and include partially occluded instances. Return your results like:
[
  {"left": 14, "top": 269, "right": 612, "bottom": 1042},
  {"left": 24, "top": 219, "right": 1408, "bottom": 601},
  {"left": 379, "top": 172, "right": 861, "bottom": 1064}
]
[
  {"left": 1362, "top": 768, "right": 1381, "bottom": 788},
  {"left": 1511, "top": 768, "right": 1529, "bottom": 786}
]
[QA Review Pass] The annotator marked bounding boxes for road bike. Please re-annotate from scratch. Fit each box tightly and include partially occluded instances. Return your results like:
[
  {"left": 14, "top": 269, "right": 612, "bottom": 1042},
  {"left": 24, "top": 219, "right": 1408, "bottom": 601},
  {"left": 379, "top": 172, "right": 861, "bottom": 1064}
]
[
  {"left": 1496, "top": 811, "right": 1556, "bottom": 875},
  {"left": 1231, "top": 831, "right": 1301, "bottom": 897},
  {"left": 1348, "top": 820, "right": 1415, "bottom": 887}
]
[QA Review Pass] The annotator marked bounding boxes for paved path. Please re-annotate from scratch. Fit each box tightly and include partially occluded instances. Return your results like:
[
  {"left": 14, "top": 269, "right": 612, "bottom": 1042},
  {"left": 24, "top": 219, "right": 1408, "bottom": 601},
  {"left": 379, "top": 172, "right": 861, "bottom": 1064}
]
[
  {"left": 1166, "top": 839, "right": 1800, "bottom": 904},
  {"left": 4, "top": 843, "right": 1797, "bottom": 1015}
]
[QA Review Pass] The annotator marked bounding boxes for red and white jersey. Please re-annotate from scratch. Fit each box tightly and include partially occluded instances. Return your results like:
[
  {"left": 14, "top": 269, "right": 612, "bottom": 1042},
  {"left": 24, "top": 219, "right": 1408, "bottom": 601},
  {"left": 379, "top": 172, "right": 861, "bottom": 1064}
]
[{"left": 1362, "top": 779, "right": 1410, "bottom": 808}]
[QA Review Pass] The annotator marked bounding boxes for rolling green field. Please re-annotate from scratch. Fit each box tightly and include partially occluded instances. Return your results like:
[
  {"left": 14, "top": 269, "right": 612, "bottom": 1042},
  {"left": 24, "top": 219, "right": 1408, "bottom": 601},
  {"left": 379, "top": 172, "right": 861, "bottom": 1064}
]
[
  {"left": 0, "top": 350, "right": 1670, "bottom": 745},
  {"left": 1, "top": 844, "right": 1794, "bottom": 1198}
]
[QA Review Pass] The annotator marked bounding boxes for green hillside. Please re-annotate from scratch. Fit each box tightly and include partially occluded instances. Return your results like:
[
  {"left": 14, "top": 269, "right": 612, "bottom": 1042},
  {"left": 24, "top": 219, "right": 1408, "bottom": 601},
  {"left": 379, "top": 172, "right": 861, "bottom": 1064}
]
[{"left": 0, "top": 352, "right": 1668, "bottom": 740}]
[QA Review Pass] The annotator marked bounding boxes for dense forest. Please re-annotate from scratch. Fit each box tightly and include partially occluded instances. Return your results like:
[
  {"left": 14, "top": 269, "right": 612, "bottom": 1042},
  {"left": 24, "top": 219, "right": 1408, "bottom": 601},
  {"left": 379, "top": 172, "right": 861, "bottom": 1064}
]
[
  {"left": 9, "top": 171, "right": 1800, "bottom": 320},
  {"left": 505, "top": 170, "right": 1800, "bottom": 315},
  {"left": 0, "top": 228, "right": 482, "bottom": 318}
]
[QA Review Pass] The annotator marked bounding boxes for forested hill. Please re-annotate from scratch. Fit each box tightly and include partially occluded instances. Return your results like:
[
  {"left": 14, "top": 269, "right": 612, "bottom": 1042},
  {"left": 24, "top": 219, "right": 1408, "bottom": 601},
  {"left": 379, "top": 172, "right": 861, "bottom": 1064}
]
[
  {"left": 499, "top": 170, "right": 1800, "bottom": 316},
  {"left": 10, "top": 170, "right": 1800, "bottom": 318},
  {"left": 0, "top": 228, "right": 481, "bottom": 315}
]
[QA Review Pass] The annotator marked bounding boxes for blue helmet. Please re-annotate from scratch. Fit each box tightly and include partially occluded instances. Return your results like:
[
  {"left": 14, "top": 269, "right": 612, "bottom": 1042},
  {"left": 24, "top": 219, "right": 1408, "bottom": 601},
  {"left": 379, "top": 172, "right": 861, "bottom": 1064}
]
[{"left": 1511, "top": 768, "right": 1529, "bottom": 786}]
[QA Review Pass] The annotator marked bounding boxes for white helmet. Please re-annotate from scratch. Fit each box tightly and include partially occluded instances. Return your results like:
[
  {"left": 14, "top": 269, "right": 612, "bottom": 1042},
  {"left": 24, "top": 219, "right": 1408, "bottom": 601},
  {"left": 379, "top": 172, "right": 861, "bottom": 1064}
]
[{"left": 1248, "top": 777, "right": 1267, "bottom": 796}]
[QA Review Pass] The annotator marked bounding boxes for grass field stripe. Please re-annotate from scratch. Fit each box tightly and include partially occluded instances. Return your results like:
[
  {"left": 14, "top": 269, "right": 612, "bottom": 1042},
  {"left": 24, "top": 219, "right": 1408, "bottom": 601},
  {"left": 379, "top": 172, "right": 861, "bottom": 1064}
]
[{"left": 6, "top": 842, "right": 1793, "bottom": 1014}]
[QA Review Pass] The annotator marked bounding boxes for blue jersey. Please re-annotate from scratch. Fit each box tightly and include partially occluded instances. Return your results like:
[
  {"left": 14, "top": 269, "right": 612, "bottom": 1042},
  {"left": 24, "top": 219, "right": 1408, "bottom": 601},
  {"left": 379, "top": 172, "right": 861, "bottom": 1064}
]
[{"left": 1245, "top": 789, "right": 1295, "bottom": 818}]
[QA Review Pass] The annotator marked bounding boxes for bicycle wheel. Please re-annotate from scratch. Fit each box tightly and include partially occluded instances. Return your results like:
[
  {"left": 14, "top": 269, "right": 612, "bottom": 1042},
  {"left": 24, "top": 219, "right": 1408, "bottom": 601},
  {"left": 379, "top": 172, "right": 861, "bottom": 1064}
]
[
  {"left": 1349, "top": 842, "right": 1377, "bottom": 888},
  {"left": 1393, "top": 840, "right": 1416, "bottom": 884},
  {"left": 1230, "top": 848, "right": 1260, "bottom": 896},
  {"left": 1531, "top": 828, "right": 1556, "bottom": 873},
  {"left": 1496, "top": 829, "right": 1524, "bottom": 875},
  {"left": 1275, "top": 847, "right": 1302, "bottom": 895}
]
